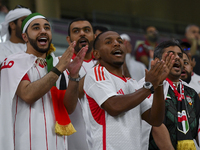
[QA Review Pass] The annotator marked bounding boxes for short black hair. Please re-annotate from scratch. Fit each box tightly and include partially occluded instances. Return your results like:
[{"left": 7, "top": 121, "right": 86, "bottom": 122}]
[
  {"left": 93, "top": 31, "right": 107, "bottom": 50},
  {"left": 67, "top": 18, "right": 93, "bottom": 36},
  {"left": 182, "top": 51, "right": 190, "bottom": 61},
  {"left": 153, "top": 39, "right": 184, "bottom": 60},
  {"left": 93, "top": 25, "right": 108, "bottom": 34}
]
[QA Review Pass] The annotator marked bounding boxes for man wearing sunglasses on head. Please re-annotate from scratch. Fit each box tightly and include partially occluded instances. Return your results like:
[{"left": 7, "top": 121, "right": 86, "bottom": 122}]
[{"left": 0, "top": 5, "right": 31, "bottom": 64}]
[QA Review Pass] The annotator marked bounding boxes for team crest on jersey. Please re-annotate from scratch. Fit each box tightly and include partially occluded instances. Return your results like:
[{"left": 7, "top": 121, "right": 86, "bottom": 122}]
[
  {"left": 177, "top": 110, "right": 189, "bottom": 134},
  {"left": 186, "top": 96, "right": 192, "bottom": 105},
  {"left": 198, "top": 81, "right": 200, "bottom": 85}
]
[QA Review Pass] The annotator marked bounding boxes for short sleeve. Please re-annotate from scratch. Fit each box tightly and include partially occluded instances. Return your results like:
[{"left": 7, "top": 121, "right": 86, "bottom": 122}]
[{"left": 84, "top": 66, "right": 117, "bottom": 107}]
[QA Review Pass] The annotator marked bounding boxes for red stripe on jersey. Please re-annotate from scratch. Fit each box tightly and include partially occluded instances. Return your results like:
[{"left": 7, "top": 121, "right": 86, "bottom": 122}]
[
  {"left": 101, "top": 67, "right": 105, "bottom": 80},
  {"left": 66, "top": 70, "right": 69, "bottom": 75},
  {"left": 29, "top": 105, "right": 31, "bottom": 150},
  {"left": 85, "top": 92, "right": 106, "bottom": 150},
  {"left": 35, "top": 66, "right": 48, "bottom": 150},
  {"left": 94, "top": 66, "right": 99, "bottom": 81},
  {"left": 98, "top": 66, "right": 102, "bottom": 81}
]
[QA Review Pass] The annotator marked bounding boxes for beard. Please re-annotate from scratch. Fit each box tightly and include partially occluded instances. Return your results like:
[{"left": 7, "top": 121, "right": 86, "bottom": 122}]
[
  {"left": 73, "top": 37, "right": 94, "bottom": 54},
  {"left": 28, "top": 35, "right": 51, "bottom": 54},
  {"left": 148, "top": 35, "right": 158, "bottom": 43},
  {"left": 182, "top": 71, "right": 192, "bottom": 84},
  {"left": 16, "top": 25, "right": 23, "bottom": 41}
]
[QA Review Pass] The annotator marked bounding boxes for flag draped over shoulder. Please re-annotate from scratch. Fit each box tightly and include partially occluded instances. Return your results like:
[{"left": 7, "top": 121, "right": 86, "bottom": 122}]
[{"left": 46, "top": 52, "right": 76, "bottom": 135}]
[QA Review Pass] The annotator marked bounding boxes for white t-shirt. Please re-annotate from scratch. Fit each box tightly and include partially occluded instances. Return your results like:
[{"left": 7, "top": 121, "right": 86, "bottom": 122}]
[
  {"left": 189, "top": 73, "right": 200, "bottom": 94},
  {"left": 0, "top": 40, "right": 26, "bottom": 64},
  {"left": 84, "top": 64, "right": 151, "bottom": 150},
  {"left": 67, "top": 56, "right": 97, "bottom": 150},
  {"left": 125, "top": 53, "right": 146, "bottom": 81}
]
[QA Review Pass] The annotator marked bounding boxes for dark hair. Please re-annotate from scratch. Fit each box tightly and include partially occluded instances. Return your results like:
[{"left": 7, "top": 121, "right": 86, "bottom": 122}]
[
  {"left": 182, "top": 51, "right": 190, "bottom": 61},
  {"left": 153, "top": 39, "right": 184, "bottom": 60},
  {"left": 93, "top": 31, "right": 109, "bottom": 50},
  {"left": 67, "top": 18, "right": 93, "bottom": 36},
  {"left": 93, "top": 25, "right": 108, "bottom": 34}
]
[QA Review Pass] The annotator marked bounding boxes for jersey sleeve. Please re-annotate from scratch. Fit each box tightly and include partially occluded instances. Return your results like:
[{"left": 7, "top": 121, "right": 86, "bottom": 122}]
[
  {"left": 21, "top": 73, "right": 30, "bottom": 81},
  {"left": 84, "top": 66, "right": 117, "bottom": 107}
]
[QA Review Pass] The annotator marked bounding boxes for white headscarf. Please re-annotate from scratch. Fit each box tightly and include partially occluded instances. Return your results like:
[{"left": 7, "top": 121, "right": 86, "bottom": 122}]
[{"left": 0, "top": 8, "right": 32, "bottom": 41}]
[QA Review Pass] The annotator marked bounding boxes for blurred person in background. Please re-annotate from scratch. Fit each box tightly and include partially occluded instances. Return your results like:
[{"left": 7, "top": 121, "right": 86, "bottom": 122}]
[
  {"left": 182, "top": 24, "right": 200, "bottom": 76},
  {"left": 0, "top": 5, "right": 31, "bottom": 64},
  {"left": 93, "top": 25, "right": 108, "bottom": 36},
  {"left": 135, "top": 26, "right": 159, "bottom": 69},
  {"left": 120, "top": 33, "right": 145, "bottom": 81}
]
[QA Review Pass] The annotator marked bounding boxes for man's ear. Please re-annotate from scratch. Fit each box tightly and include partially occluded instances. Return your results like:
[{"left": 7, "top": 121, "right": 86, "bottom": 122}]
[
  {"left": 22, "top": 33, "right": 28, "bottom": 43},
  {"left": 93, "top": 49, "right": 100, "bottom": 60},
  {"left": 9, "top": 22, "right": 16, "bottom": 30},
  {"left": 66, "top": 36, "right": 71, "bottom": 44}
]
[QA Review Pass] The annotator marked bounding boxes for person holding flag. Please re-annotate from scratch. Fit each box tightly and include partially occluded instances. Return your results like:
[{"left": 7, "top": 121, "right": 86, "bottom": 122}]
[{"left": 0, "top": 13, "right": 88, "bottom": 150}]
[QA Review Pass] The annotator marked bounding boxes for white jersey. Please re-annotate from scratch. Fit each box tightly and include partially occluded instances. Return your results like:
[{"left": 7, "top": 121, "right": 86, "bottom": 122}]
[
  {"left": 189, "top": 72, "right": 200, "bottom": 94},
  {"left": 67, "top": 55, "right": 97, "bottom": 150},
  {"left": 0, "top": 52, "right": 67, "bottom": 150},
  {"left": 0, "top": 40, "right": 26, "bottom": 64},
  {"left": 84, "top": 64, "right": 151, "bottom": 150},
  {"left": 125, "top": 53, "right": 146, "bottom": 81}
]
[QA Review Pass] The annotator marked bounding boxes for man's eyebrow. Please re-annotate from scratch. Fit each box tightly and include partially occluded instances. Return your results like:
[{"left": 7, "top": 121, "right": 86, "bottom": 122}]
[
  {"left": 167, "top": 51, "right": 175, "bottom": 53},
  {"left": 31, "top": 23, "right": 40, "bottom": 28},
  {"left": 104, "top": 37, "right": 112, "bottom": 41},
  {"left": 72, "top": 26, "right": 91, "bottom": 30},
  {"left": 44, "top": 23, "right": 50, "bottom": 26}
]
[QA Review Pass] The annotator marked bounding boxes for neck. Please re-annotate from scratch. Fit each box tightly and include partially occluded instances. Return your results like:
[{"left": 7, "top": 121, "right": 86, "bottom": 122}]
[
  {"left": 147, "top": 40, "right": 156, "bottom": 47},
  {"left": 10, "top": 35, "right": 25, "bottom": 44},
  {"left": 84, "top": 51, "right": 93, "bottom": 60},
  {"left": 167, "top": 76, "right": 180, "bottom": 82},
  {"left": 100, "top": 61, "right": 123, "bottom": 77},
  {"left": 26, "top": 46, "right": 47, "bottom": 59}
]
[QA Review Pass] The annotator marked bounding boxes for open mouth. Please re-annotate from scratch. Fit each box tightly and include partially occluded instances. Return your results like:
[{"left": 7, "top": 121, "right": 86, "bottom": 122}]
[
  {"left": 173, "top": 62, "right": 180, "bottom": 69},
  {"left": 112, "top": 49, "right": 123, "bottom": 56},
  {"left": 78, "top": 38, "right": 88, "bottom": 47},
  {"left": 181, "top": 70, "right": 186, "bottom": 76},
  {"left": 38, "top": 37, "right": 47, "bottom": 45}
]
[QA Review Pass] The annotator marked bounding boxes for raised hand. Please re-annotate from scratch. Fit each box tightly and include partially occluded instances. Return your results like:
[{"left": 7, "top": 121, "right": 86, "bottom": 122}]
[
  {"left": 159, "top": 52, "right": 175, "bottom": 82},
  {"left": 145, "top": 60, "right": 165, "bottom": 89},
  {"left": 67, "top": 45, "right": 88, "bottom": 78},
  {"left": 145, "top": 52, "right": 175, "bottom": 89},
  {"left": 55, "top": 41, "right": 76, "bottom": 72}
]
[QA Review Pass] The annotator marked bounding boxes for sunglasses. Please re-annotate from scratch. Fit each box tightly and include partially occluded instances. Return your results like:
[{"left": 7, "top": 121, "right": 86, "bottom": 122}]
[{"left": 14, "top": 4, "right": 29, "bottom": 9}]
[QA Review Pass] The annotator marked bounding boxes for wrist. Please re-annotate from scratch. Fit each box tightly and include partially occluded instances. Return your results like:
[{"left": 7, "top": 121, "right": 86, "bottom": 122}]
[
  {"left": 50, "top": 67, "right": 62, "bottom": 76},
  {"left": 68, "top": 74, "right": 81, "bottom": 82}
]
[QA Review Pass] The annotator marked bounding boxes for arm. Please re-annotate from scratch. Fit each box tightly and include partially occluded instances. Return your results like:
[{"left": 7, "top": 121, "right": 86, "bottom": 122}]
[
  {"left": 101, "top": 58, "right": 167, "bottom": 117},
  {"left": 16, "top": 42, "right": 87, "bottom": 105},
  {"left": 151, "top": 124, "right": 175, "bottom": 150},
  {"left": 102, "top": 53, "right": 174, "bottom": 124},
  {"left": 62, "top": 45, "right": 88, "bottom": 114}
]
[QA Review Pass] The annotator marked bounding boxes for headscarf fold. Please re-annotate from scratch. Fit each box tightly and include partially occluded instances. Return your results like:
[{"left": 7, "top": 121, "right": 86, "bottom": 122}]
[{"left": 0, "top": 8, "right": 31, "bottom": 41}]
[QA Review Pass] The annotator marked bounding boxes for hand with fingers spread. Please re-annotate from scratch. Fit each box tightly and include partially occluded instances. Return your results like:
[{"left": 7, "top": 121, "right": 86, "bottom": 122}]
[
  {"left": 67, "top": 45, "right": 88, "bottom": 78},
  {"left": 145, "top": 60, "right": 166, "bottom": 89},
  {"left": 55, "top": 41, "right": 76, "bottom": 73},
  {"left": 159, "top": 52, "right": 175, "bottom": 82}
]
